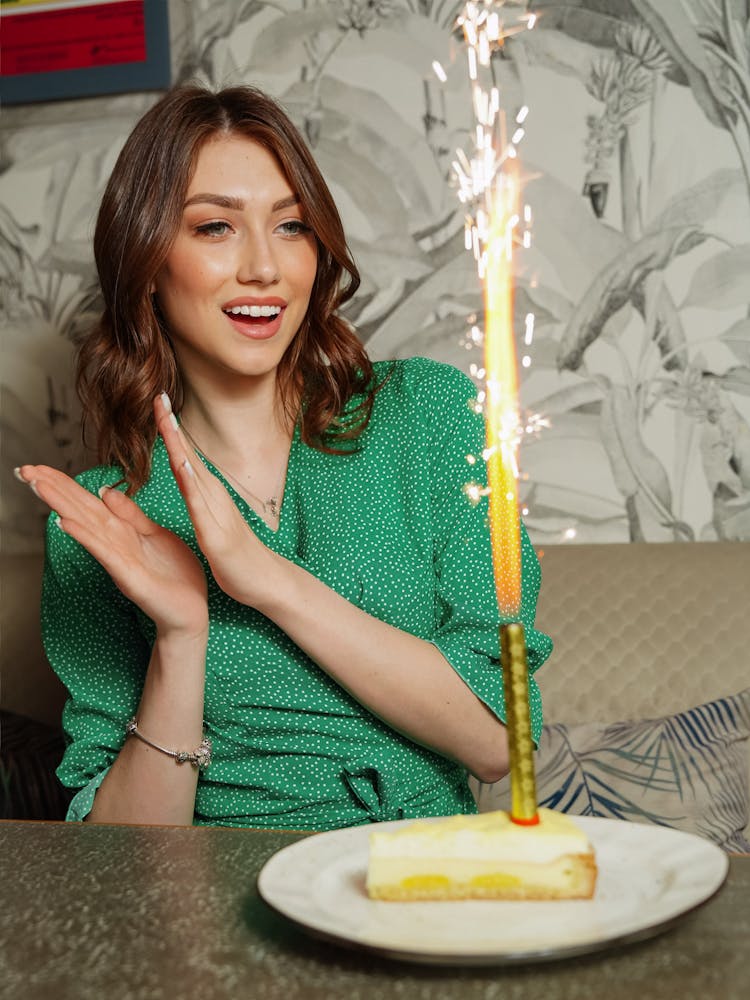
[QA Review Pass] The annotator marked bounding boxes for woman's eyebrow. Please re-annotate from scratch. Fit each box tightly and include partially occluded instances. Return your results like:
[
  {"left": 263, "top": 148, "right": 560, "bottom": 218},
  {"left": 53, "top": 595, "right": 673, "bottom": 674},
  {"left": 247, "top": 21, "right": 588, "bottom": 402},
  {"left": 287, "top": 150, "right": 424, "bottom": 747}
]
[
  {"left": 184, "top": 193, "right": 244, "bottom": 210},
  {"left": 183, "top": 193, "right": 301, "bottom": 211},
  {"left": 272, "top": 194, "right": 301, "bottom": 212}
]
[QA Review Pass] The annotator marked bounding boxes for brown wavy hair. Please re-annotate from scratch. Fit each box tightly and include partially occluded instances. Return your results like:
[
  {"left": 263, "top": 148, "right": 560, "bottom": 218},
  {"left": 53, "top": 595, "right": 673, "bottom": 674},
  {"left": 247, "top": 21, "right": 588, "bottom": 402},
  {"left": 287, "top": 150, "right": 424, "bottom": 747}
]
[{"left": 78, "top": 85, "right": 377, "bottom": 493}]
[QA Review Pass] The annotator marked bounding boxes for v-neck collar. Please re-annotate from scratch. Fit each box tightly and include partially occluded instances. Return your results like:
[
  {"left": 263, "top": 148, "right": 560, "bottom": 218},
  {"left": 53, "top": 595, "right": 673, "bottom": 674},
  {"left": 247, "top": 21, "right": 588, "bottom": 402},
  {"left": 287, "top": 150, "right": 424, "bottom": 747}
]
[{"left": 174, "top": 419, "right": 300, "bottom": 544}]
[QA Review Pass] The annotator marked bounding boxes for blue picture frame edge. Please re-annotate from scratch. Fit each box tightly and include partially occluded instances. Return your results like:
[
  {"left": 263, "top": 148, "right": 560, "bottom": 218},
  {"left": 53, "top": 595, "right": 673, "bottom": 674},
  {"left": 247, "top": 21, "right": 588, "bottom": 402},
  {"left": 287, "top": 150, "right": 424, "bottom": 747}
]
[{"left": 1, "top": 0, "right": 171, "bottom": 106}]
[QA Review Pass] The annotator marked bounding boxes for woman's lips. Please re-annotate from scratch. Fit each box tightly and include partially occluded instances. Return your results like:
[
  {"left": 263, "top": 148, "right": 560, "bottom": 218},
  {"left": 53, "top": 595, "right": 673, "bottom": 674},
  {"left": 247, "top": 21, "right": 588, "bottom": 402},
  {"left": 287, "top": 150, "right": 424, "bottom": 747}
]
[{"left": 223, "top": 305, "right": 286, "bottom": 340}]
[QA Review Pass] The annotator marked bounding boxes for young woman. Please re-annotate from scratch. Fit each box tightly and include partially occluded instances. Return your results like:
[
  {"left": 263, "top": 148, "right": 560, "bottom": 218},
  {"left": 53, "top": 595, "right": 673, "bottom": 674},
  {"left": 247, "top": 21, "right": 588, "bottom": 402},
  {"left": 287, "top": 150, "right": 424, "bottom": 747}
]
[{"left": 16, "top": 85, "right": 552, "bottom": 830}]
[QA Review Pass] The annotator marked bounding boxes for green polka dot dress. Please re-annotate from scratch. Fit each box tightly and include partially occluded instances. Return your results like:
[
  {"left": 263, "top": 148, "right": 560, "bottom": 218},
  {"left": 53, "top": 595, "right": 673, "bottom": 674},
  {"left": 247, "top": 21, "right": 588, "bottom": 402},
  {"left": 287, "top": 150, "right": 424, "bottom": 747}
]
[{"left": 42, "top": 357, "right": 553, "bottom": 830}]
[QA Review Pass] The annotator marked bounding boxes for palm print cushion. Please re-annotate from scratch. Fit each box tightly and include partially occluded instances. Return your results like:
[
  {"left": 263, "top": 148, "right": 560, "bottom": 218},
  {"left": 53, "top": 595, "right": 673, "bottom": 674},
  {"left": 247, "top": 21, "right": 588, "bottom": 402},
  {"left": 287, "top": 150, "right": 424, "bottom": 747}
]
[{"left": 473, "top": 688, "right": 750, "bottom": 852}]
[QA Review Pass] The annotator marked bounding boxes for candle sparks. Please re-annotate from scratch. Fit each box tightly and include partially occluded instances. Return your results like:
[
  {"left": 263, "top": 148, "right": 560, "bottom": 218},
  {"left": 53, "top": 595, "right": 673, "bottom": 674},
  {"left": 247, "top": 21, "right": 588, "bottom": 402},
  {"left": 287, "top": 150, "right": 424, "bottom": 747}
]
[
  {"left": 432, "top": 59, "right": 448, "bottom": 83},
  {"left": 452, "top": 1, "right": 536, "bottom": 618},
  {"left": 452, "top": 6, "right": 535, "bottom": 293}
]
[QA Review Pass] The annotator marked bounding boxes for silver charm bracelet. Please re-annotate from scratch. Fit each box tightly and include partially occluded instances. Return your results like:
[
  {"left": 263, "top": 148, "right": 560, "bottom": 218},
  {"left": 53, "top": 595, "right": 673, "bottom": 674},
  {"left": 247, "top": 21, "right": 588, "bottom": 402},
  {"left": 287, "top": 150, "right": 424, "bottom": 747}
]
[{"left": 125, "top": 718, "right": 212, "bottom": 770}]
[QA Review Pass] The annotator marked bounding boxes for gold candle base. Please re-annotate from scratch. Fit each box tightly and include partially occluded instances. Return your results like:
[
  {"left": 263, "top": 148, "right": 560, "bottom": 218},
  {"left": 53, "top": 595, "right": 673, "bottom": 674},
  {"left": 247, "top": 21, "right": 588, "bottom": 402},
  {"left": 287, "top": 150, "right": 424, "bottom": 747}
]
[{"left": 500, "top": 622, "right": 539, "bottom": 825}]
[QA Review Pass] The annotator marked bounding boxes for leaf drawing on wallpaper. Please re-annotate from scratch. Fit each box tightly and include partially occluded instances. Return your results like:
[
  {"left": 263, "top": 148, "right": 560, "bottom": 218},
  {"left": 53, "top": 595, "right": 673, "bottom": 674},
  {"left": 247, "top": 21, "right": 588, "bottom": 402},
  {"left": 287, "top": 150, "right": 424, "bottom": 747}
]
[
  {"left": 247, "top": 0, "right": 409, "bottom": 74},
  {"left": 292, "top": 77, "right": 441, "bottom": 227},
  {"left": 649, "top": 353, "right": 750, "bottom": 540},
  {"left": 243, "top": 7, "right": 344, "bottom": 77},
  {"left": 238, "top": 2, "right": 447, "bottom": 150},
  {"left": 520, "top": 384, "right": 630, "bottom": 540},
  {"left": 682, "top": 243, "right": 750, "bottom": 311},
  {"left": 720, "top": 319, "right": 750, "bottom": 366},
  {"left": 365, "top": 245, "right": 477, "bottom": 361},
  {"left": 719, "top": 371, "right": 750, "bottom": 404},
  {"left": 501, "top": 2, "right": 750, "bottom": 543},
  {"left": 600, "top": 385, "right": 683, "bottom": 541},
  {"left": 699, "top": 378, "right": 750, "bottom": 539},
  {"left": 557, "top": 226, "right": 707, "bottom": 372},
  {"left": 632, "top": 0, "right": 750, "bottom": 189},
  {"left": 172, "top": 0, "right": 262, "bottom": 86},
  {"left": 646, "top": 166, "right": 745, "bottom": 232},
  {"left": 583, "top": 21, "right": 669, "bottom": 231}
]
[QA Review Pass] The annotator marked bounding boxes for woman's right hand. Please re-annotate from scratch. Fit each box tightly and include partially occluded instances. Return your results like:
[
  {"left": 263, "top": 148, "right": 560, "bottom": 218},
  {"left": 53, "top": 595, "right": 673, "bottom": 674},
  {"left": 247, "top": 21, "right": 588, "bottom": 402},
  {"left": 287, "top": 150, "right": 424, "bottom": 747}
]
[{"left": 15, "top": 464, "right": 208, "bottom": 639}]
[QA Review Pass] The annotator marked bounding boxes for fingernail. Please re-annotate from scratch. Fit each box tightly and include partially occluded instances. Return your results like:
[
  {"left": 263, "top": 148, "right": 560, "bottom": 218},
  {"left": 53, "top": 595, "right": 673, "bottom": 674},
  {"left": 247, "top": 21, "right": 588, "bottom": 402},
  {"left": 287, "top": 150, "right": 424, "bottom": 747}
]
[
  {"left": 182, "top": 458, "right": 195, "bottom": 477},
  {"left": 169, "top": 413, "right": 179, "bottom": 431},
  {"left": 13, "top": 467, "right": 25, "bottom": 482},
  {"left": 160, "top": 392, "right": 172, "bottom": 413},
  {"left": 97, "top": 485, "right": 110, "bottom": 499},
  {"left": 54, "top": 516, "right": 65, "bottom": 533},
  {"left": 29, "top": 480, "right": 41, "bottom": 499}
]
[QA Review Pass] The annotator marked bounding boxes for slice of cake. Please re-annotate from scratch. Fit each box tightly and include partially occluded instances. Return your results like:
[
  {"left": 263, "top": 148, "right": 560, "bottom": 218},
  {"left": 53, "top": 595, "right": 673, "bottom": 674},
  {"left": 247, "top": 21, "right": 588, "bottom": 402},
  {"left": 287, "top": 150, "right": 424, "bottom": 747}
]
[{"left": 367, "top": 808, "right": 597, "bottom": 901}]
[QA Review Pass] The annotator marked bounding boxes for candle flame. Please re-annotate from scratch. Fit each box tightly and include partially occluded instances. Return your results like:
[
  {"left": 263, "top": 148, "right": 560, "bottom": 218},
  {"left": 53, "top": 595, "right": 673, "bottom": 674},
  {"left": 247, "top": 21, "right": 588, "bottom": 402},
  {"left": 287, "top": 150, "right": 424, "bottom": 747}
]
[{"left": 484, "top": 165, "right": 522, "bottom": 618}]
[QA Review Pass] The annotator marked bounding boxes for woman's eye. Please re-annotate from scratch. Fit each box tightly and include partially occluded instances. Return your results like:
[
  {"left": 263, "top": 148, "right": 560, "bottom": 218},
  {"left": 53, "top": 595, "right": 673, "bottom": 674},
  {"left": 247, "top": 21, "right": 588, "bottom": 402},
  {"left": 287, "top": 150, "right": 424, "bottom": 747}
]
[
  {"left": 277, "top": 220, "right": 311, "bottom": 237},
  {"left": 195, "top": 221, "right": 231, "bottom": 237}
]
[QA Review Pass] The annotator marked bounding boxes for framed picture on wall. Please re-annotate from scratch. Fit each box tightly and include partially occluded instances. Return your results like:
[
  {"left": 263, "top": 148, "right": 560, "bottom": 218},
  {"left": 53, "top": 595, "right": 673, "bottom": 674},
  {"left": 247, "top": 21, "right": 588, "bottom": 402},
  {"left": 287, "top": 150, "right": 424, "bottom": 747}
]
[{"left": 0, "top": 0, "right": 170, "bottom": 105}]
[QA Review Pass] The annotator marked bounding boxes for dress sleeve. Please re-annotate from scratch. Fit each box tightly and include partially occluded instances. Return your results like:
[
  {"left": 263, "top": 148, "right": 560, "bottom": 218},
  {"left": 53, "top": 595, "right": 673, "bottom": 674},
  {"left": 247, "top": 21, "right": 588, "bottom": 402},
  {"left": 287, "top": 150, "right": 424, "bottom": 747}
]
[
  {"left": 41, "top": 507, "right": 151, "bottom": 820},
  {"left": 420, "top": 361, "right": 553, "bottom": 744}
]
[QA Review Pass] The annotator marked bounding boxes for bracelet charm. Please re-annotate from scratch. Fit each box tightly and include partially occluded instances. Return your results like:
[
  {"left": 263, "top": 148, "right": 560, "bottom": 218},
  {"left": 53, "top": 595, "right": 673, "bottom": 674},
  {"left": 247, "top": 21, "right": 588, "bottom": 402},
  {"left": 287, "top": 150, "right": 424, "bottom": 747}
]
[{"left": 125, "top": 717, "right": 212, "bottom": 770}]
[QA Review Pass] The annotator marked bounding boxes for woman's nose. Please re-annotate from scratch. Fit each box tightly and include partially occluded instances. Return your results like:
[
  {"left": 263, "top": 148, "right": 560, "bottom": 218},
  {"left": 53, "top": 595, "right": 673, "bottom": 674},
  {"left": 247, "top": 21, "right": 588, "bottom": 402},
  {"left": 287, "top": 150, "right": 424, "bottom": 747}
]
[{"left": 237, "top": 233, "right": 280, "bottom": 285}]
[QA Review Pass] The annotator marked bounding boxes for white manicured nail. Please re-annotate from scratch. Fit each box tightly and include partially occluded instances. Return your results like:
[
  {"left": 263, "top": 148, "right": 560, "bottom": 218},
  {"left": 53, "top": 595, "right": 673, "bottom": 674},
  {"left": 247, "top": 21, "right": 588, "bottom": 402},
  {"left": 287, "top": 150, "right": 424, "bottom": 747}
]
[
  {"left": 97, "top": 485, "right": 110, "bottom": 499},
  {"left": 169, "top": 413, "right": 179, "bottom": 431},
  {"left": 13, "top": 467, "right": 25, "bottom": 482},
  {"left": 54, "top": 516, "right": 65, "bottom": 532},
  {"left": 29, "top": 480, "right": 41, "bottom": 499},
  {"left": 160, "top": 392, "right": 172, "bottom": 413},
  {"left": 182, "top": 458, "right": 195, "bottom": 477}
]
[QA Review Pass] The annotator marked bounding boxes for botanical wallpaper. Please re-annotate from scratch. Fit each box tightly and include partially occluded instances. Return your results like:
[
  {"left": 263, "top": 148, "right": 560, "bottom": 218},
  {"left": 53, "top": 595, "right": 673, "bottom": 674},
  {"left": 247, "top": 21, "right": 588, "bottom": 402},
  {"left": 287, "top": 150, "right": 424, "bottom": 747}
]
[{"left": 2, "top": 0, "right": 749, "bottom": 554}]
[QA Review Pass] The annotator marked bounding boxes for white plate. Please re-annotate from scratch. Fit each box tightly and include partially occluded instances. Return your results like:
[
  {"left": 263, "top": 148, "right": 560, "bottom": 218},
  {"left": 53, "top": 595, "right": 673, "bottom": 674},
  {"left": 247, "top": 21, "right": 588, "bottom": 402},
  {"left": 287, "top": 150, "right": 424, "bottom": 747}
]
[{"left": 257, "top": 816, "right": 728, "bottom": 965}]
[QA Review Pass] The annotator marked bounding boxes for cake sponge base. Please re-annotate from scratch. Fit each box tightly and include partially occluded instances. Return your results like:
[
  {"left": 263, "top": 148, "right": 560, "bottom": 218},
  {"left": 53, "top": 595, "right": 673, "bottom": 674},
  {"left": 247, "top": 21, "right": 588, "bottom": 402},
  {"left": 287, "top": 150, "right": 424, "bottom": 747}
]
[{"left": 367, "top": 853, "right": 597, "bottom": 901}]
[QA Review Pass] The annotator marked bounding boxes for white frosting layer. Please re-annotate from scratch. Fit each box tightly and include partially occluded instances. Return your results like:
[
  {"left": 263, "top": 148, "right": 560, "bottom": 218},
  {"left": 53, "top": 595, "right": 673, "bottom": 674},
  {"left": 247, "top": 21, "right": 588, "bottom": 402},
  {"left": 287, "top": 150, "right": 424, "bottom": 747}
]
[{"left": 369, "top": 809, "right": 591, "bottom": 865}]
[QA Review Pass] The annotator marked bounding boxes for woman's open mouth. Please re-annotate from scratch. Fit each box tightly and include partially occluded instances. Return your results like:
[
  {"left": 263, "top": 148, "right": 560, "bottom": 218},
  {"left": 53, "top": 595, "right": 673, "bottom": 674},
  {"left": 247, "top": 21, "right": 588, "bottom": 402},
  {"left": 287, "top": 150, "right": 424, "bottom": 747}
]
[{"left": 222, "top": 303, "right": 286, "bottom": 339}]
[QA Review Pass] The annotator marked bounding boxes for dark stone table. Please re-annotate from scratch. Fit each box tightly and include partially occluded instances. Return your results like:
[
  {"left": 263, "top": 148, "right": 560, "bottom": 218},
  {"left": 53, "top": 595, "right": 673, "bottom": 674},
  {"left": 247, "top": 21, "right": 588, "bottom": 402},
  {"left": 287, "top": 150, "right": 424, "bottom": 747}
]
[{"left": 1, "top": 820, "right": 747, "bottom": 1000}]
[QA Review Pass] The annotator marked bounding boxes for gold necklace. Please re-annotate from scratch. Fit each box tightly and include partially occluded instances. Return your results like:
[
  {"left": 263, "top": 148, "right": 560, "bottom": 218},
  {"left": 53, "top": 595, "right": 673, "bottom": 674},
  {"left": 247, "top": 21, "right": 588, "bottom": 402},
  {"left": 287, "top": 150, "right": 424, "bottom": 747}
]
[{"left": 180, "top": 422, "right": 286, "bottom": 521}]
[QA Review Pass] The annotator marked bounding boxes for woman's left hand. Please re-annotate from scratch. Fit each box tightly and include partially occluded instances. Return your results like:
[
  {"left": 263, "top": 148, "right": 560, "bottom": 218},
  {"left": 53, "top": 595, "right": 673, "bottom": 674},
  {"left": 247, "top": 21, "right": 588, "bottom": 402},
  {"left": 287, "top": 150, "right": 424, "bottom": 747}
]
[{"left": 155, "top": 394, "right": 278, "bottom": 608}]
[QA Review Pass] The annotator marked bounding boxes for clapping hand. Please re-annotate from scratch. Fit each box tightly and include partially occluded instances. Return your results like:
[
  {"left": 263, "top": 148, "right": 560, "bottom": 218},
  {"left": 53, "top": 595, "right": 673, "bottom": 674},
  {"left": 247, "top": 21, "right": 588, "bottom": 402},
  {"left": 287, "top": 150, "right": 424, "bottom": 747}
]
[
  {"left": 15, "top": 416, "right": 208, "bottom": 640},
  {"left": 153, "top": 393, "right": 277, "bottom": 611},
  {"left": 17, "top": 394, "right": 277, "bottom": 630}
]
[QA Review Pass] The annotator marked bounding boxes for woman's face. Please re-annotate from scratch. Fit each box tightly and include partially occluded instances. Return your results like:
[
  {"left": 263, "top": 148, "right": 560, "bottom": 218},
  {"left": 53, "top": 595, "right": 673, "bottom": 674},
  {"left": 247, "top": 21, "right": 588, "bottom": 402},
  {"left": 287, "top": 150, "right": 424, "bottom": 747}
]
[{"left": 153, "top": 133, "right": 318, "bottom": 395}]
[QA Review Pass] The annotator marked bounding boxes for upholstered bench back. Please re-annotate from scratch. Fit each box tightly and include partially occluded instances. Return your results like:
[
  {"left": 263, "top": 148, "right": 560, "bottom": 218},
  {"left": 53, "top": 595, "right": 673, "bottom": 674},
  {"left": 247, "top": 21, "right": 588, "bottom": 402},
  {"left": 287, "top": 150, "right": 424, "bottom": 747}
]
[{"left": 535, "top": 541, "right": 749, "bottom": 723}]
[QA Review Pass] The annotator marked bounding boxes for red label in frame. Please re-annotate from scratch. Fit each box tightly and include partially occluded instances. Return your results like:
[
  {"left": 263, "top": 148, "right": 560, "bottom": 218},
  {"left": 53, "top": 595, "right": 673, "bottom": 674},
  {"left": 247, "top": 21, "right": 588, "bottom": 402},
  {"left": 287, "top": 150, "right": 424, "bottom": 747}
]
[{"left": 1, "top": 1, "right": 147, "bottom": 77}]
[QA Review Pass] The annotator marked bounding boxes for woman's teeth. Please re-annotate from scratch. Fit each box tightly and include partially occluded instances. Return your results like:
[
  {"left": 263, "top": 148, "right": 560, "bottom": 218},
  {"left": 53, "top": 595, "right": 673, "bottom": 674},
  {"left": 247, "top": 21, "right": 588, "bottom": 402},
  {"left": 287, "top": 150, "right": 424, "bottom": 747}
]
[{"left": 224, "top": 305, "right": 281, "bottom": 317}]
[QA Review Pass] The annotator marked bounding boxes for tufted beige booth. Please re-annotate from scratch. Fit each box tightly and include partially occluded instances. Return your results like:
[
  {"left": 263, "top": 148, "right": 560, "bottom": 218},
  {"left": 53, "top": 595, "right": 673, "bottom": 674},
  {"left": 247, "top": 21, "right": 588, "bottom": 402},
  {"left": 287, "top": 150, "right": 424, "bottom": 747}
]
[
  {"left": 535, "top": 541, "right": 749, "bottom": 725},
  {"left": 2, "top": 543, "right": 749, "bottom": 831},
  {"left": 6, "top": 542, "right": 747, "bottom": 725}
]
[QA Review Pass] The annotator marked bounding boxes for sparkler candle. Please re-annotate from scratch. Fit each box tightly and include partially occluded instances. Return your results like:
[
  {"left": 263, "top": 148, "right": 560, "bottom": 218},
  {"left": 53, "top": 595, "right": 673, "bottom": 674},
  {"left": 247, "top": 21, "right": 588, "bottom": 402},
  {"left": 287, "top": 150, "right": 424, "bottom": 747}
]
[
  {"left": 456, "top": 1, "right": 538, "bottom": 824},
  {"left": 484, "top": 162, "right": 538, "bottom": 826}
]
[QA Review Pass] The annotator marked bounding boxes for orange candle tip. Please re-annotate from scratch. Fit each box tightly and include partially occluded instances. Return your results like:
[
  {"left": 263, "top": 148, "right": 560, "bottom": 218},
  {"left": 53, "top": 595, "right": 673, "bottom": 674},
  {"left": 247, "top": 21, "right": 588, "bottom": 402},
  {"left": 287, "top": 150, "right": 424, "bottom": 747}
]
[{"left": 510, "top": 813, "right": 540, "bottom": 827}]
